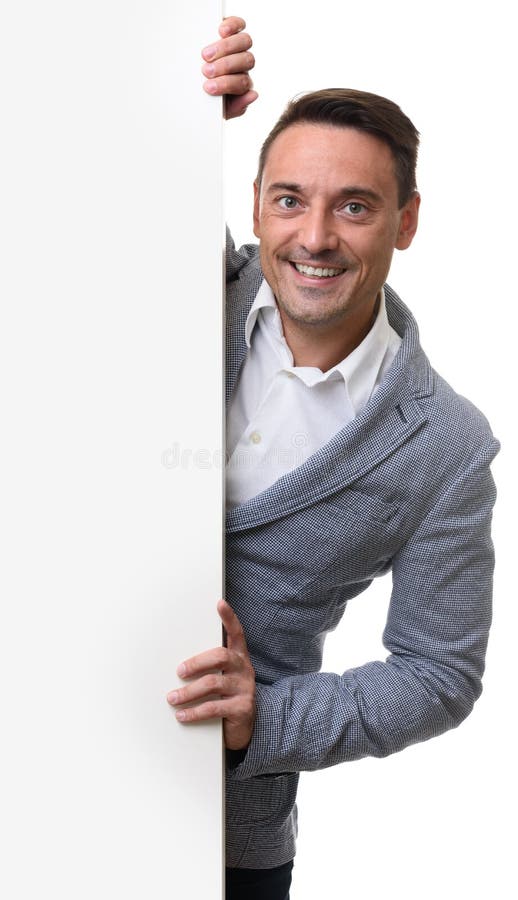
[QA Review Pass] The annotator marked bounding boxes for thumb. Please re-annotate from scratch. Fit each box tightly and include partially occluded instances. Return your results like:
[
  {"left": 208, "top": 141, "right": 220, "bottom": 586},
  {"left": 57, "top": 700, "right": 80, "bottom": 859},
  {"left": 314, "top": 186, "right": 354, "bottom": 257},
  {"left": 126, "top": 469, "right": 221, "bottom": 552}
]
[{"left": 217, "top": 599, "right": 248, "bottom": 654}]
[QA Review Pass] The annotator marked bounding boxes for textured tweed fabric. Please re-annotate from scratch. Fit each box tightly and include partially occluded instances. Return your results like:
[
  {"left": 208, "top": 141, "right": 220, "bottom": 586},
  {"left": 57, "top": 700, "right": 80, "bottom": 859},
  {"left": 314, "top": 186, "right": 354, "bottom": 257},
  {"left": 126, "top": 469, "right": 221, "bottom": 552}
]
[{"left": 224, "top": 231, "right": 499, "bottom": 869}]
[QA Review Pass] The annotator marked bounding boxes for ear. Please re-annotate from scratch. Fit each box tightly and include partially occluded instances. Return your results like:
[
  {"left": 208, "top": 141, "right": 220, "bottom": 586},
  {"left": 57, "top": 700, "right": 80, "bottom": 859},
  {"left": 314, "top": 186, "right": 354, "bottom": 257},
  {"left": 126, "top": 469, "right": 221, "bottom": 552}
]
[
  {"left": 253, "top": 180, "right": 261, "bottom": 238},
  {"left": 395, "top": 192, "right": 420, "bottom": 250}
]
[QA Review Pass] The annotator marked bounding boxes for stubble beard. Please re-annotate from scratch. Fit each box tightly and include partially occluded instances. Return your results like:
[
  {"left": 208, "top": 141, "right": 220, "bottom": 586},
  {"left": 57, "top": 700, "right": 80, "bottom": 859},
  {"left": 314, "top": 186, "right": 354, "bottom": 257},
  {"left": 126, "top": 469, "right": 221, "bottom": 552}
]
[{"left": 276, "top": 282, "right": 357, "bottom": 330}]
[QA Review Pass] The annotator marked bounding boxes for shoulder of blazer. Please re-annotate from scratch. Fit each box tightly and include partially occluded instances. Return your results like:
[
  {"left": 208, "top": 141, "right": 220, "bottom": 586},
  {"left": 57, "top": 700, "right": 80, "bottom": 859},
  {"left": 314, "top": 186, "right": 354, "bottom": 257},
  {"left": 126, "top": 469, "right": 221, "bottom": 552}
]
[
  {"left": 384, "top": 284, "right": 497, "bottom": 454},
  {"left": 225, "top": 228, "right": 262, "bottom": 286}
]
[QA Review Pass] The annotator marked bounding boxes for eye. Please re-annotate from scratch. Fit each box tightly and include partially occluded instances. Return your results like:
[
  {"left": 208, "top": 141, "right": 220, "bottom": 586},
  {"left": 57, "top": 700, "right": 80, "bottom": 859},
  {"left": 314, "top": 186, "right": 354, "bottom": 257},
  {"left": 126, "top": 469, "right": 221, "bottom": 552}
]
[
  {"left": 278, "top": 196, "right": 300, "bottom": 210},
  {"left": 343, "top": 201, "right": 367, "bottom": 216}
]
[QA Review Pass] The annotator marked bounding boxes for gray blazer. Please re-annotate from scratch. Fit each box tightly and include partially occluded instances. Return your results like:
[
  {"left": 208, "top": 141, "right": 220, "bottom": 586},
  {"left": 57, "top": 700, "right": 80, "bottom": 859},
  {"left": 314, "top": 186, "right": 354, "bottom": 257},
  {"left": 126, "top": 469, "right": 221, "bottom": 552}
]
[{"left": 224, "top": 233, "right": 499, "bottom": 869}]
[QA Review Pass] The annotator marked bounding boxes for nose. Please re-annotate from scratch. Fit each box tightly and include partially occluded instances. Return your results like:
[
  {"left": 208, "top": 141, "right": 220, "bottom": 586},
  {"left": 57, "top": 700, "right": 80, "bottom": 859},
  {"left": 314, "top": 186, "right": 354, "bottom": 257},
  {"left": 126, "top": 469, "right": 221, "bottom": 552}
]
[{"left": 298, "top": 206, "right": 339, "bottom": 255}]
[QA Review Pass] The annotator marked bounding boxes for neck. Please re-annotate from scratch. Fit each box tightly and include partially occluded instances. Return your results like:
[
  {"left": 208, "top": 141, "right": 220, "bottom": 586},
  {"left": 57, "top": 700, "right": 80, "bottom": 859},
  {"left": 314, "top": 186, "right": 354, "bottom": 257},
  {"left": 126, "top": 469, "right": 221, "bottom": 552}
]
[{"left": 279, "top": 295, "right": 380, "bottom": 372}]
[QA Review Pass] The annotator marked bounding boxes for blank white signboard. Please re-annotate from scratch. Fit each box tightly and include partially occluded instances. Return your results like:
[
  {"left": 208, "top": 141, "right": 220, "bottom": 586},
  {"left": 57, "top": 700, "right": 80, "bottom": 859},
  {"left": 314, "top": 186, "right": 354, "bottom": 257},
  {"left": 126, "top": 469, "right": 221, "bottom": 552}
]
[{"left": 1, "top": 3, "right": 224, "bottom": 897}]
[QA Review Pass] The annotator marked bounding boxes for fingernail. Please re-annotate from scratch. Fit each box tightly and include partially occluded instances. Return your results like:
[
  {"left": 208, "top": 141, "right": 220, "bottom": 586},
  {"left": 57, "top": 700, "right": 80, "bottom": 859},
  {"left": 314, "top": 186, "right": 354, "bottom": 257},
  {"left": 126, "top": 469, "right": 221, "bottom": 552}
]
[
  {"left": 176, "top": 710, "right": 187, "bottom": 722},
  {"left": 204, "top": 80, "right": 218, "bottom": 95},
  {"left": 167, "top": 691, "right": 179, "bottom": 705},
  {"left": 203, "top": 63, "right": 215, "bottom": 77},
  {"left": 177, "top": 663, "right": 187, "bottom": 677},
  {"left": 203, "top": 45, "right": 217, "bottom": 61}
]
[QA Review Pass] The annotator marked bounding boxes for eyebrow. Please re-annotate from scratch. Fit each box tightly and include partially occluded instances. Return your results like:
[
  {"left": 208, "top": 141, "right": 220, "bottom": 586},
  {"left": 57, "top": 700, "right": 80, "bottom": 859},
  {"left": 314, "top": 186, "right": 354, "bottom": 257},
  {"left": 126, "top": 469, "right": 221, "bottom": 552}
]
[
  {"left": 267, "top": 182, "right": 303, "bottom": 194},
  {"left": 265, "top": 182, "right": 384, "bottom": 205}
]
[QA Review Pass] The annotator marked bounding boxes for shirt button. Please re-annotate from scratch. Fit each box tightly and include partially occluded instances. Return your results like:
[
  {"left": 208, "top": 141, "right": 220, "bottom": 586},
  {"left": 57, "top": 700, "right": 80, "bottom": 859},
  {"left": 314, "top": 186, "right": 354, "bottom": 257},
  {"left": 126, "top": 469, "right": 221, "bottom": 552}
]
[{"left": 250, "top": 431, "right": 262, "bottom": 445}]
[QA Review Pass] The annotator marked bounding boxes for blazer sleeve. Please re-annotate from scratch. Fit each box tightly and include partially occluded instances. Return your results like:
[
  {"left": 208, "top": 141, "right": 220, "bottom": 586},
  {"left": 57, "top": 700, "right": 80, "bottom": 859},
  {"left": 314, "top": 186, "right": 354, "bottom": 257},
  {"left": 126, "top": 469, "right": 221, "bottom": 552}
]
[{"left": 227, "top": 436, "right": 499, "bottom": 779}]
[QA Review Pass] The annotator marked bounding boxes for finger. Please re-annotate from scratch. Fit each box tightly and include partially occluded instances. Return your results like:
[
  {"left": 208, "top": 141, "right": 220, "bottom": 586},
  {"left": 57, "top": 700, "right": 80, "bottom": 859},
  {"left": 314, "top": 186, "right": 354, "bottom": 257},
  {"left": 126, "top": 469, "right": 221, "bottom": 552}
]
[
  {"left": 224, "top": 90, "right": 258, "bottom": 120},
  {"left": 167, "top": 672, "right": 226, "bottom": 707},
  {"left": 219, "top": 16, "right": 247, "bottom": 37},
  {"left": 174, "top": 695, "right": 249, "bottom": 724},
  {"left": 201, "top": 50, "right": 255, "bottom": 79},
  {"left": 203, "top": 73, "right": 253, "bottom": 98},
  {"left": 217, "top": 599, "right": 248, "bottom": 654},
  {"left": 201, "top": 32, "right": 252, "bottom": 64},
  {"left": 177, "top": 646, "right": 230, "bottom": 679}
]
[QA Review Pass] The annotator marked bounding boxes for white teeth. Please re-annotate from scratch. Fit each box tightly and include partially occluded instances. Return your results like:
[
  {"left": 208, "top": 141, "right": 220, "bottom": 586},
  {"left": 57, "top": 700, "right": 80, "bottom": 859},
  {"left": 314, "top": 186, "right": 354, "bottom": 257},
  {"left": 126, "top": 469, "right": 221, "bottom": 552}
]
[{"left": 294, "top": 263, "right": 344, "bottom": 278}]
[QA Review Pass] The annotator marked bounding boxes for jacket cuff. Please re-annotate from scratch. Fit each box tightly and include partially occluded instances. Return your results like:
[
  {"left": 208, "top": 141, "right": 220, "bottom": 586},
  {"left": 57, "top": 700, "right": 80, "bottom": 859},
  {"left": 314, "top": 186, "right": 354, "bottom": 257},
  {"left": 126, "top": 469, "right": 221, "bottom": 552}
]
[{"left": 225, "top": 682, "right": 290, "bottom": 781}]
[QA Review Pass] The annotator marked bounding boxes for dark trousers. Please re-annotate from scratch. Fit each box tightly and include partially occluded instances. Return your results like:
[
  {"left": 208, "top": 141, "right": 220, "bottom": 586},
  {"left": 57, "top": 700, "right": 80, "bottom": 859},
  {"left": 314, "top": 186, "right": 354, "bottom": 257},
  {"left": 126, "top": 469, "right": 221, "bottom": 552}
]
[{"left": 226, "top": 861, "right": 293, "bottom": 900}]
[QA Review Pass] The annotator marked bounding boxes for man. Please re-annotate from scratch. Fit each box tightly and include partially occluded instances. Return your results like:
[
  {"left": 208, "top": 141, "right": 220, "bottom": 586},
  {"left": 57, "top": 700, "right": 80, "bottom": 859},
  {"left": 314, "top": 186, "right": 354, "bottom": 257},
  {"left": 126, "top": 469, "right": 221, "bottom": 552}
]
[{"left": 167, "top": 17, "right": 499, "bottom": 900}]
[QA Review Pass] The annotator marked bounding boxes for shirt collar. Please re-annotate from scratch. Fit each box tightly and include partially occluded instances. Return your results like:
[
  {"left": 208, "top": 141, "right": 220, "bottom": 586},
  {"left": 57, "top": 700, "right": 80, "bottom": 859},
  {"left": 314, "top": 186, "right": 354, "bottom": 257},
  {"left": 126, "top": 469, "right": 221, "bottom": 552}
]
[
  {"left": 245, "top": 278, "right": 279, "bottom": 347},
  {"left": 337, "top": 287, "right": 391, "bottom": 412}
]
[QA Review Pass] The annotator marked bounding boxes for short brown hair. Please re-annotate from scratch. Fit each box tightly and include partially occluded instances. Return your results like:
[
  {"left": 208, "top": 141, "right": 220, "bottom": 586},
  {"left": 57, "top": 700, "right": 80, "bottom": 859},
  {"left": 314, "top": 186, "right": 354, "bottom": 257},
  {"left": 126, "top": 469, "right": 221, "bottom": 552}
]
[{"left": 257, "top": 88, "right": 420, "bottom": 208}]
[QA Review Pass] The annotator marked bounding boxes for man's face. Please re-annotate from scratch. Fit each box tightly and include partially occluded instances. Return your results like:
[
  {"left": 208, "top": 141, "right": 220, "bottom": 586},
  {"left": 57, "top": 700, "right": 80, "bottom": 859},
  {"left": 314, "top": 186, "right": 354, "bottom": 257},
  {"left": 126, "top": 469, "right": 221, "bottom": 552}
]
[{"left": 253, "top": 123, "right": 419, "bottom": 340}]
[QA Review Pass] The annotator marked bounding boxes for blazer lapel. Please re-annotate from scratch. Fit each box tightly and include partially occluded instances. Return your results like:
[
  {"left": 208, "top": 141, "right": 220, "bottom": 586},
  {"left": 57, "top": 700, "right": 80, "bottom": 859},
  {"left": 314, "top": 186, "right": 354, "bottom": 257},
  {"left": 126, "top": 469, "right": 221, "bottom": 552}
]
[{"left": 225, "top": 264, "right": 263, "bottom": 404}]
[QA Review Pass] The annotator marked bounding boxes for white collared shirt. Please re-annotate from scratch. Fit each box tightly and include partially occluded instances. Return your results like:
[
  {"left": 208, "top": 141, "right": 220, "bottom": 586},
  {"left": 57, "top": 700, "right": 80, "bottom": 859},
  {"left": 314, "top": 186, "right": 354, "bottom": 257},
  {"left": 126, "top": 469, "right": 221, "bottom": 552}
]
[{"left": 226, "top": 280, "right": 401, "bottom": 508}]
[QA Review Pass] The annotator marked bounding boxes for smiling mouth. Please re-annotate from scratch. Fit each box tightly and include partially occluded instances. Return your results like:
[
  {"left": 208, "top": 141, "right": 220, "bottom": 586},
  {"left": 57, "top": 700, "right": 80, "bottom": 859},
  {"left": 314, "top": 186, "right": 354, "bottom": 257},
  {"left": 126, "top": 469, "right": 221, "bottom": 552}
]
[{"left": 292, "top": 262, "right": 346, "bottom": 278}]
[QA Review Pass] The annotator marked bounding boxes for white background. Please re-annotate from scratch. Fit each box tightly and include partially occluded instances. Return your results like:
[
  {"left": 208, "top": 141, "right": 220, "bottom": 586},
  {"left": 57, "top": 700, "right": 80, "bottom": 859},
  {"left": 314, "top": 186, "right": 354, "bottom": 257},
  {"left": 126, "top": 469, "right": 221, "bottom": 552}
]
[
  {"left": 1, "top": 3, "right": 224, "bottom": 898},
  {"left": 224, "top": 1, "right": 515, "bottom": 897}
]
